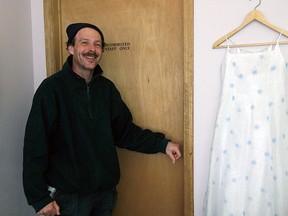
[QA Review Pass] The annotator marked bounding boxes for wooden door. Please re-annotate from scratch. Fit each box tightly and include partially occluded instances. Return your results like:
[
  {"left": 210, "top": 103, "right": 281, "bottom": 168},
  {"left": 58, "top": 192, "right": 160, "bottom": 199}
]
[{"left": 44, "top": 0, "right": 193, "bottom": 215}]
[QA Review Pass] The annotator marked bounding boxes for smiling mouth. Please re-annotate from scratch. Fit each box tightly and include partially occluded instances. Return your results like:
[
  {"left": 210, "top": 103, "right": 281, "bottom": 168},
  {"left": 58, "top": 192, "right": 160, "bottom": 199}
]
[
  {"left": 83, "top": 52, "right": 97, "bottom": 59},
  {"left": 85, "top": 56, "right": 95, "bottom": 59}
]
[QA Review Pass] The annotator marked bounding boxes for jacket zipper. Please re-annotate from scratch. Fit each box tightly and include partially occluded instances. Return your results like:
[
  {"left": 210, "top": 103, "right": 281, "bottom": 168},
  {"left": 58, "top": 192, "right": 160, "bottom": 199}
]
[{"left": 86, "top": 85, "right": 93, "bottom": 119}]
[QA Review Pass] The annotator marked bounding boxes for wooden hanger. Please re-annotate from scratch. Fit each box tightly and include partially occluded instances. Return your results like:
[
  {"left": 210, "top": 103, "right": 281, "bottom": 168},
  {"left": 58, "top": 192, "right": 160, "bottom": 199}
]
[{"left": 213, "top": 9, "right": 288, "bottom": 48}]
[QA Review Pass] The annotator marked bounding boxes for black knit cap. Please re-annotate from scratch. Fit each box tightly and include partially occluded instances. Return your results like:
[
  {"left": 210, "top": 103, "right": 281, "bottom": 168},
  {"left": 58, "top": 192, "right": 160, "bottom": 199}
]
[{"left": 66, "top": 23, "right": 105, "bottom": 47}]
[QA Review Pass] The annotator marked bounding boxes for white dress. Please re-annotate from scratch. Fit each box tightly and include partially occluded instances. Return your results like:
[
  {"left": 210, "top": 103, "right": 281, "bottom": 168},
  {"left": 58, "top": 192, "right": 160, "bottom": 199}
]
[{"left": 203, "top": 39, "right": 288, "bottom": 216}]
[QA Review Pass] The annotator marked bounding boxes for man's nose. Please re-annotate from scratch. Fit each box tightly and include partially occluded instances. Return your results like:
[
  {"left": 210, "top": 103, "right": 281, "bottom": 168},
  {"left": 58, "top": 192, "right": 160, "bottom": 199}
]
[{"left": 88, "top": 43, "right": 96, "bottom": 51}]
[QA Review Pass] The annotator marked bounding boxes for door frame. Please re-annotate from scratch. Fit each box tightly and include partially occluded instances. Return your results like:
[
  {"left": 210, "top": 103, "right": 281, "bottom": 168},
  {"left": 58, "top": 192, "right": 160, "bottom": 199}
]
[
  {"left": 183, "top": 1, "right": 193, "bottom": 215},
  {"left": 43, "top": 0, "right": 193, "bottom": 215}
]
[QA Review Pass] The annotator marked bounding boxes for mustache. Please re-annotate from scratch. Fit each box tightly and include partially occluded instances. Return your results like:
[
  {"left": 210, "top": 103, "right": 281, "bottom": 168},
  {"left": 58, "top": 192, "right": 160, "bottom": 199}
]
[{"left": 83, "top": 52, "right": 97, "bottom": 58}]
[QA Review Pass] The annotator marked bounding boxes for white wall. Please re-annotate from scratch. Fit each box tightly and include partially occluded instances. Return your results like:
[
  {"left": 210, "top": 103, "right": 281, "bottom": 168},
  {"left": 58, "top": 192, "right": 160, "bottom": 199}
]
[
  {"left": 0, "top": 0, "right": 45, "bottom": 215},
  {"left": 0, "top": 0, "right": 34, "bottom": 214},
  {"left": 194, "top": 0, "right": 288, "bottom": 215},
  {"left": 31, "top": 0, "right": 46, "bottom": 89}
]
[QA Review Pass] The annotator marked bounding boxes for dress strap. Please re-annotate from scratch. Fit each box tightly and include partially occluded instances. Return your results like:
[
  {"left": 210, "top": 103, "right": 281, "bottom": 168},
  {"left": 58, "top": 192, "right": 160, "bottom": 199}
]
[
  {"left": 276, "top": 31, "right": 283, "bottom": 45},
  {"left": 225, "top": 35, "right": 230, "bottom": 51},
  {"left": 225, "top": 36, "right": 242, "bottom": 53},
  {"left": 267, "top": 31, "right": 283, "bottom": 51}
]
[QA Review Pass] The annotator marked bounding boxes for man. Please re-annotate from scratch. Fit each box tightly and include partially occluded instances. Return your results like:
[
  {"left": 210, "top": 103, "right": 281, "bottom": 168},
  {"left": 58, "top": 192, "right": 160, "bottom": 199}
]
[{"left": 23, "top": 23, "right": 181, "bottom": 216}]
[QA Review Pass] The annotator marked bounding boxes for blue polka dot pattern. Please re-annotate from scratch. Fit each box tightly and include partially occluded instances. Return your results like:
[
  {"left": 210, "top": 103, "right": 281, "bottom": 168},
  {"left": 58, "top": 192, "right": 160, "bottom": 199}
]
[{"left": 203, "top": 42, "right": 288, "bottom": 216}]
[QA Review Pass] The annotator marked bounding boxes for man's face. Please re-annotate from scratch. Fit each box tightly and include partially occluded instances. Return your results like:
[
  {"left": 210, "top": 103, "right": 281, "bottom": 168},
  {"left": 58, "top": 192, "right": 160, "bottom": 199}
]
[{"left": 68, "top": 27, "right": 103, "bottom": 73}]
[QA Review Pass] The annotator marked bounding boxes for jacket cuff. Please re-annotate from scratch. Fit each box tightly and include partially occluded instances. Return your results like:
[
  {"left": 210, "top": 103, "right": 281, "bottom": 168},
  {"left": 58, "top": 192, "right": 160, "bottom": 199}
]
[
  {"left": 32, "top": 196, "right": 54, "bottom": 213},
  {"left": 160, "top": 138, "right": 169, "bottom": 153}
]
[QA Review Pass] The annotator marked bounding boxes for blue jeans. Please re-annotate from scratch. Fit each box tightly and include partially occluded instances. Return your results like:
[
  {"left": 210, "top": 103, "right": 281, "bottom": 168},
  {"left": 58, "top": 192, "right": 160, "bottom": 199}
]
[{"left": 53, "top": 187, "right": 117, "bottom": 216}]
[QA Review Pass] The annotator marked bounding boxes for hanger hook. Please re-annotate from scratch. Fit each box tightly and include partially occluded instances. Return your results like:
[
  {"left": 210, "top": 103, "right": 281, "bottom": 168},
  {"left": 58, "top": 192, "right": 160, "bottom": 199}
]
[{"left": 254, "top": 0, "right": 262, "bottom": 10}]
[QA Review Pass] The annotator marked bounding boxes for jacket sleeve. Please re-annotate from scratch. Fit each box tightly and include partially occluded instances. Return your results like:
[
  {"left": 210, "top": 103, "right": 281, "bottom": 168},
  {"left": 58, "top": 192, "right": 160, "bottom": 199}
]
[
  {"left": 110, "top": 84, "right": 169, "bottom": 153},
  {"left": 22, "top": 82, "right": 56, "bottom": 212}
]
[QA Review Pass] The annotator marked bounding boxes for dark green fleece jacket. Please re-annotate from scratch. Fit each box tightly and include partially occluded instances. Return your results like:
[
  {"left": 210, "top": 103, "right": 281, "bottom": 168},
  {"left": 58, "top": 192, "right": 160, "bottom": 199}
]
[{"left": 23, "top": 56, "right": 169, "bottom": 212}]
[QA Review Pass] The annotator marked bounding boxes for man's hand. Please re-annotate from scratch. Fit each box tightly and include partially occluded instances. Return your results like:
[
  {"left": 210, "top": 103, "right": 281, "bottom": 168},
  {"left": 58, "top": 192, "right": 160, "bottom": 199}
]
[
  {"left": 37, "top": 201, "right": 60, "bottom": 216},
  {"left": 165, "top": 141, "right": 181, "bottom": 164}
]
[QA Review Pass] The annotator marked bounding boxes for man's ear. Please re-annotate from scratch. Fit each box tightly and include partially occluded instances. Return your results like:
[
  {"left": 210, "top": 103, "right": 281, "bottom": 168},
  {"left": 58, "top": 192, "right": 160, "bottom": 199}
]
[{"left": 67, "top": 45, "right": 74, "bottom": 55}]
